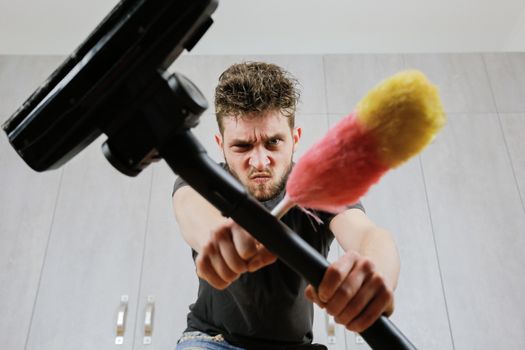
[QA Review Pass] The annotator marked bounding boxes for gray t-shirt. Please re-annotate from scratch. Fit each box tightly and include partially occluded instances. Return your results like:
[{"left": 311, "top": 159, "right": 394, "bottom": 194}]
[{"left": 172, "top": 165, "right": 364, "bottom": 350}]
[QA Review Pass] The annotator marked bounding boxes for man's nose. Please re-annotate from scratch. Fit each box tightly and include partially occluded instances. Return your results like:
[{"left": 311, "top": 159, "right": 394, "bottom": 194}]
[{"left": 248, "top": 148, "right": 270, "bottom": 170}]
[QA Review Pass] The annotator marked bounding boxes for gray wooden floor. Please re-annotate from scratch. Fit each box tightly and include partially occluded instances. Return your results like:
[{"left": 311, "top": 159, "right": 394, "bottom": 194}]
[{"left": 1, "top": 53, "right": 524, "bottom": 349}]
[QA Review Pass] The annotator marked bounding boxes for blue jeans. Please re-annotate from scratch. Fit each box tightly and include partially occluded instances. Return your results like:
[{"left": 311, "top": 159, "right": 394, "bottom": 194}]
[{"left": 175, "top": 331, "right": 245, "bottom": 350}]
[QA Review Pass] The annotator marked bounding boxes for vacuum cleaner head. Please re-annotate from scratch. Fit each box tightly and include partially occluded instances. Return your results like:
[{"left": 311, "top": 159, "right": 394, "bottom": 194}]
[{"left": 2, "top": 0, "right": 217, "bottom": 175}]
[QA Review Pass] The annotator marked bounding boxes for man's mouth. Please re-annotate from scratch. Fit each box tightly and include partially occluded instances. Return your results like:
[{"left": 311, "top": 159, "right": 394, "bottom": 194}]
[{"left": 250, "top": 173, "right": 272, "bottom": 184}]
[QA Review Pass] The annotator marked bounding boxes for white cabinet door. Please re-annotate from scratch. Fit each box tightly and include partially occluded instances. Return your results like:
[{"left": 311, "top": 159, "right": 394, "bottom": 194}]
[
  {"left": 132, "top": 114, "right": 219, "bottom": 349},
  {"left": 0, "top": 55, "right": 66, "bottom": 350},
  {"left": 131, "top": 162, "right": 199, "bottom": 350},
  {"left": 0, "top": 122, "right": 62, "bottom": 350},
  {"left": 24, "top": 141, "right": 153, "bottom": 350},
  {"left": 421, "top": 114, "right": 525, "bottom": 350},
  {"left": 325, "top": 53, "right": 453, "bottom": 349}
]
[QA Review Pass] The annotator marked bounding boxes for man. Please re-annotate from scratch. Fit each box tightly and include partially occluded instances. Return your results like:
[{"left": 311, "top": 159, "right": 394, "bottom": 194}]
[{"left": 172, "top": 62, "right": 400, "bottom": 350}]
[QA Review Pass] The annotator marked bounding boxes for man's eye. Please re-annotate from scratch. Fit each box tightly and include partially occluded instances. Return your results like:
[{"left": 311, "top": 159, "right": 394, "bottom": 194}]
[
  {"left": 233, "top": 144, "right": 251, "bottom": 150},
  {"left": 267, "top": 138, "right": 281, "bottom": 146}
]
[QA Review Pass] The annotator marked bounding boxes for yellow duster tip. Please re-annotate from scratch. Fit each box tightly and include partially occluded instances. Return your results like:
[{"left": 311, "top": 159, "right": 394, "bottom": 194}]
[{"left": 356, "top": 70, "right": 446, "bottom": 168}]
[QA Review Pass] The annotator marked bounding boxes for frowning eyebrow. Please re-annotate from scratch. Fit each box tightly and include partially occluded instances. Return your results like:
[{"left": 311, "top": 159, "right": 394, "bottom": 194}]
[{"left": 228, "top": 133, "right": 286, "bottom": 146}]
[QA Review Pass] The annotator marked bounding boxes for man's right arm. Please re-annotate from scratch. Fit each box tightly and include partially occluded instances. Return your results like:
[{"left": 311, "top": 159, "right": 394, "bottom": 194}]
[
  {"left": 172, "top": 185, "right": 277, "bottom": 289},
  {"left": 172, "top": 185, "right": 227, "bottom": 253}
]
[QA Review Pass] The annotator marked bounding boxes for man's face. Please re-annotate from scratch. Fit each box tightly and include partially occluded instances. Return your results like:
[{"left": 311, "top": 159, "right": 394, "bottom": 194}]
[{"left": 215, "top": 110, "right": 301, "bottom": 201}]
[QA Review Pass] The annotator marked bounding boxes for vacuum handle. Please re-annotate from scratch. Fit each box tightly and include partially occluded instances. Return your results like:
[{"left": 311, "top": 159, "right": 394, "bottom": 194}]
[
  {"left": 362, "top": 316, "right": 417, "bottom": 349},
  {"left": 161, "top": 130, "right": 417, "bottom": 350}
]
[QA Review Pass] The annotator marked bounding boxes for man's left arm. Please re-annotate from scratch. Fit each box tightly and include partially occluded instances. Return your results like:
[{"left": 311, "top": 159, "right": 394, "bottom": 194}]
[{"left": 305, "top": 208, "right": 401, "bottom": 332}]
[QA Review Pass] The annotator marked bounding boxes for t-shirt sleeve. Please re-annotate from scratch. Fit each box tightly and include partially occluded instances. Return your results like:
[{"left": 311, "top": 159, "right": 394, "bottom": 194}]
[
  {"left": 348, "top": 201, "right": 365, "bottom": 213},
  {"left": 316, "top": 201, "right": 366, "bottom": 256},
  {"left": 172, "top": 175, "right": 189, "bottom": 197},
  {"left": 172, "top": 162, "right": 226, "bottom": 197},
  {"left": 321, "top": 200, "right": 366, "bottom": 226}
]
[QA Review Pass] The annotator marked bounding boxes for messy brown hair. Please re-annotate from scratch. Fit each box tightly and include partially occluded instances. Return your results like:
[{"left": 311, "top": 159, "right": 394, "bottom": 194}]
[{"left": 214, "top": 62, "right": 301, "bottom": 134}]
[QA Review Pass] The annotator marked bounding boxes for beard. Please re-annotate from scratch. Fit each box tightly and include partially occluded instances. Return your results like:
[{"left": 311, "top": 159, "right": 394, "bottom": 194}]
[{"left": 225, "top": 160, "right": 293, "bottom": 201}]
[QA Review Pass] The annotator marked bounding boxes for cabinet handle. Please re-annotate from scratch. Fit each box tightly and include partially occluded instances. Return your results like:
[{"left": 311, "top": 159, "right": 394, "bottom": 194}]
[
  {"left": 115, "top": 295, "right": 129, "bottom": 345},
  {"left": 143, "top": 295, "right": 155, "bottom": 345},
  {"left": 325, "top": 311, "right": 337, "bottom": 345}
]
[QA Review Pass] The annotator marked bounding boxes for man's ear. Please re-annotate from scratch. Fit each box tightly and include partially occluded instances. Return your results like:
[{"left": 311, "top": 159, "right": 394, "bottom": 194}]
[
  {"left": 215, "top": 133, "right": 223, "bottom": 149},
  {"left": 293, "top": 127, "right": 302, "bottom": 150}
]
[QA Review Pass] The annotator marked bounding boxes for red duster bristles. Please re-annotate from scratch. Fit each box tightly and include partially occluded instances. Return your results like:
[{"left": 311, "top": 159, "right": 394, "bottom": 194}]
[{"left": 287, "top": 112, "right": 388, "bottom": 213}]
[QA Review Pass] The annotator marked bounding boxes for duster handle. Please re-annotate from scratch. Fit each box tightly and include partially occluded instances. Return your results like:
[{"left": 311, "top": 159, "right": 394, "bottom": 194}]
[
  {"left": 161, "top": 130, "right": 417, "bottom": 350},
  {"left": 271, "top": 194, "right": 296, "bottom": 219}
]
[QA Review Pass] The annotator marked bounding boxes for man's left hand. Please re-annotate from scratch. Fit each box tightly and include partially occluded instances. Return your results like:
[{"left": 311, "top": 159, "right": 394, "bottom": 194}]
[{"left": 305, "top": 250, "right": 394, "bottom": 333}]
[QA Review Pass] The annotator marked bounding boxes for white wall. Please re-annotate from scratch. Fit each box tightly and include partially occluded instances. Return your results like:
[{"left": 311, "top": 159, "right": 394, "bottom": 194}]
[
  {"left": 504, "top": 4, "right": 525, "bottom": 50},
  {"left": 0, "top": 0, "right": 524, "bottom": 55}
]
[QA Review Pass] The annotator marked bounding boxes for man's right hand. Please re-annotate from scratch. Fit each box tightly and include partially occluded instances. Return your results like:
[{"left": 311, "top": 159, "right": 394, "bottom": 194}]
[{"left": 195, "top": 219, "right": 277, "bottom": 290}]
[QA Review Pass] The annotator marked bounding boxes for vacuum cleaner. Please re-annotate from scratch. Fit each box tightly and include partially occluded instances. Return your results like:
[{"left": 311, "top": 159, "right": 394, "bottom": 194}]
[{"left": 2, "top": 1, "right": 415, "bottom": 348}]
